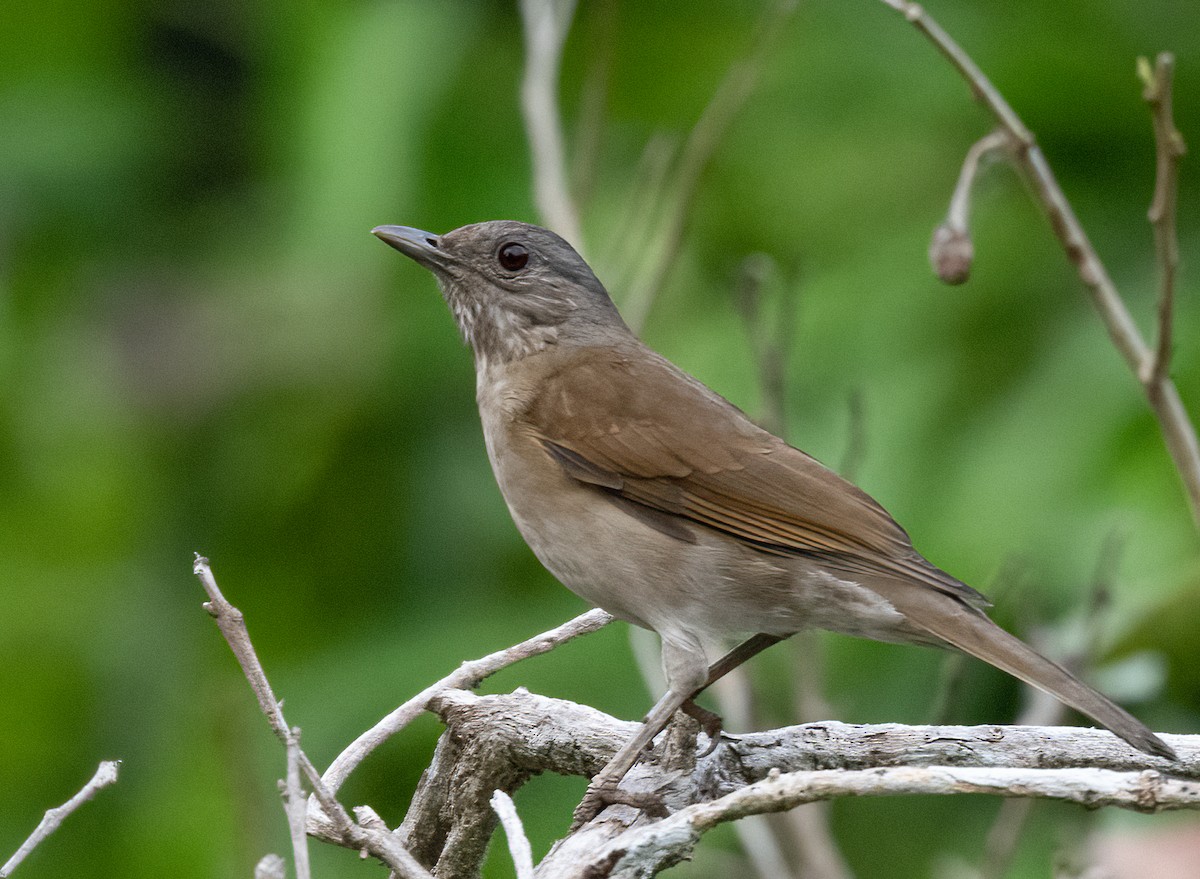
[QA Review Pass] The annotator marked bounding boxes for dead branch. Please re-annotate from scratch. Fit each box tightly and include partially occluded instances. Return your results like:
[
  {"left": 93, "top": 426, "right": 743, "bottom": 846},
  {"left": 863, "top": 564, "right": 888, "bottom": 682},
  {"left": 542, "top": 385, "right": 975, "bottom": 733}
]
[
  {"left": 408, "top": 687, "right": 1194, "bottom": 879},
  {"left": 321, "top": 607, "right": 612, "bottom": 795},
  {"left": 282, "top": 728, "right": 312, "bottom": 879},
  {"left": 881, "top": 0, "right": 1200, "bottom": 529},
  {"left": 572, "top": 764, "right": 1200, "bottom": 878},
  {"left": 492, "top": 791, "right": 536, "bottom": 879},
  {"left": 1, "top": 761, "right": 120, "bottom": 879},
  {"left": 192, "top": 555, "right": 435, "bottom": 879}
]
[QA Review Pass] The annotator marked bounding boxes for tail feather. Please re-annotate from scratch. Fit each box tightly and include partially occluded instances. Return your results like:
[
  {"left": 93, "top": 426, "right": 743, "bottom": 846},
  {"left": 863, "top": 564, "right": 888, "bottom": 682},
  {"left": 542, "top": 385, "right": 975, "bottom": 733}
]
[{"left": 882, "top": 582, "right": 1175, "bottom": 760}]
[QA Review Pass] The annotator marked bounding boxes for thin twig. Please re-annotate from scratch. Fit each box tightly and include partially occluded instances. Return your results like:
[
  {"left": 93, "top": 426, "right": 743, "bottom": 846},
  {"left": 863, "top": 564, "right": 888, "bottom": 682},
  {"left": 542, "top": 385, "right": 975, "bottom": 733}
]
[
  {"left": 321, "top": 607, "right": 612, "bottom": 794},
  {"left": 192, "top": 555, "right": 435, "bottom": 879},
  {"left": 881, "top": 0, "right": 1200, "bottom": 530},
  {"left": 283, "top": 729, "right": 312, "bottom": 879},
  {"left": 194, "top": 553, "right": 289, "bottom": 740},
  {"left": 622, "top": 0, "right": 799, "bottom": 332},
  {"left": 519, "top": 0, "right": 586, "bottom": 252},
  {"left": 491, "top": 791, "right": 536, "bottom": 879},
  {"left": 945, "top": 130, "right": 1011, "bottom": 234},
  {"left": 1, "top": 761, "right": 120, "bottom": 878},
  {"left": 1139, "top": 52, "right": 1187, "bottom": 387}
]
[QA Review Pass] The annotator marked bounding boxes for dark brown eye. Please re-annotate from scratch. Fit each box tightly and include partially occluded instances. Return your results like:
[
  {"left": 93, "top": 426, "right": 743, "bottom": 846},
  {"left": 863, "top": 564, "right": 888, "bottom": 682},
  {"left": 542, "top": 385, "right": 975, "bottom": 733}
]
[{"left": 497, "top": 242, "right": 529, "bottom": 271}]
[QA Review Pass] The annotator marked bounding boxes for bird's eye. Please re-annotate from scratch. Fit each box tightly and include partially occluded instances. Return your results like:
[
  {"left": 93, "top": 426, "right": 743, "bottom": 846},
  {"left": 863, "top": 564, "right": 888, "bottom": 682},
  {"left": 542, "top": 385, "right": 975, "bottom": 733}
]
[{"left": 497, "top": 242, "right": 529, "bottom": 272}]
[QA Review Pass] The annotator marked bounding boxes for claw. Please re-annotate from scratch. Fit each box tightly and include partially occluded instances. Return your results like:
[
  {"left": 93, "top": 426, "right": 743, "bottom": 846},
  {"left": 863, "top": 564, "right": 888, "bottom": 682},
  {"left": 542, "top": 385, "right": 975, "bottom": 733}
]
[
  {"left": 571, "top": 781, "right": 668, "bottom": 830},
  {"left": 682, "top": 698, "right": 724, "bottom": 757}
]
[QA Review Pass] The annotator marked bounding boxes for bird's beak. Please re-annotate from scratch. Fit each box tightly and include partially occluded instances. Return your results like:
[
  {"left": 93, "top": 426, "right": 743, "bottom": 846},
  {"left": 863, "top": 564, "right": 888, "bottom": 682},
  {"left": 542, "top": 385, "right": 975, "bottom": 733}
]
[{"left": 371, "top": 225, "right": 448, "bottom": 270}]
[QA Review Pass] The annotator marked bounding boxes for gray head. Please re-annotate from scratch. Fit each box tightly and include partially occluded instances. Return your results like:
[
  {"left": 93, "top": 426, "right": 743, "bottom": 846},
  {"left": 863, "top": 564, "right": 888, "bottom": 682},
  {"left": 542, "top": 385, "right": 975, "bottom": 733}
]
[{"left": 373, "top": 220, "right": 629, "bottom": 366}]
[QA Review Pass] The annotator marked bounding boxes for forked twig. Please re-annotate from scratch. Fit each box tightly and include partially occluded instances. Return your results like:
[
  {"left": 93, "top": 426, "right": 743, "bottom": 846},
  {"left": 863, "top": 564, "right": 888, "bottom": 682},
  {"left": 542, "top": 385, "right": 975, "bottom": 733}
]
[
  {"left": 882, "top": 0, "right": 1200, "bottom": 529},
  {"left": 283, "top": 728, "right": 312, "bottom": 879},
  {"left": 192, "top": 555, "right": 435, "bottom": 879}
]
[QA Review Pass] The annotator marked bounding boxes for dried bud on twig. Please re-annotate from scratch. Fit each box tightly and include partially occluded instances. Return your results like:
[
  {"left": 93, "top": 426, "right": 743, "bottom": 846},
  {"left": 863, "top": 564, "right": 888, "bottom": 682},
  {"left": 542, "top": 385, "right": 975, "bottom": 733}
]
[{"left": 929, "top": 222, "right": 974, "bottom": 285}]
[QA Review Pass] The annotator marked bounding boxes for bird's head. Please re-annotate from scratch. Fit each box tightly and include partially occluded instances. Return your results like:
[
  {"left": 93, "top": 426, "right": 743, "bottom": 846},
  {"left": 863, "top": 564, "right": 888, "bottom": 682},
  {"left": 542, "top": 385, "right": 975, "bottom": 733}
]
[{"left": 373, "top": 220, "right": 627, "bottom": 367}]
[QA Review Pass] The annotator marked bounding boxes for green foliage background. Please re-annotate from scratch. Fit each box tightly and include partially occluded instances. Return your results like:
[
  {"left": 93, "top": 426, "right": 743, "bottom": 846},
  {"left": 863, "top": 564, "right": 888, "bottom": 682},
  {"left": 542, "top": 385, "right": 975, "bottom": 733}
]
[{"left": 2, "top": 1, "right": 1198, "bottom": 876}]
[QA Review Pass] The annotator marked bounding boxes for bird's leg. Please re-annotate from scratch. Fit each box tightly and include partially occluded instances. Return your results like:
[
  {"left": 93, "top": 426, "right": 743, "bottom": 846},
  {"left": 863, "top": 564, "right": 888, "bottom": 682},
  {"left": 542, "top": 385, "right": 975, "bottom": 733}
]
[
  {"left": 571, "top": 633, "right": 785, "bottom": 828},
  {"left": 681, "top": 699, "right": 724, "bottom": 756},
  {"left": 571, "top": 687, "right": 688, "bottom": 827},
  {"left": 685, "top": 632, "right": 785, "bottom": 757}
]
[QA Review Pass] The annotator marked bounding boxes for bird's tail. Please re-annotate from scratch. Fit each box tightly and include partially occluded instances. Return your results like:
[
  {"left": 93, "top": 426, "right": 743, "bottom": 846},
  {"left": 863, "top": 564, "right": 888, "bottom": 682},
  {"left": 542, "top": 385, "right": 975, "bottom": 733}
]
[{"left": 887, "top": 583, "right": 1175, "bottom": 760}]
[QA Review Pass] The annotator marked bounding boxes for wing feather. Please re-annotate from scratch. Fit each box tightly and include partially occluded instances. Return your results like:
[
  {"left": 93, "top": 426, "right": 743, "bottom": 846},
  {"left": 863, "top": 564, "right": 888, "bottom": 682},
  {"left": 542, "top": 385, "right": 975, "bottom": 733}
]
[{"left": 525, "top": 345, "right": 988, "bottom": 608}]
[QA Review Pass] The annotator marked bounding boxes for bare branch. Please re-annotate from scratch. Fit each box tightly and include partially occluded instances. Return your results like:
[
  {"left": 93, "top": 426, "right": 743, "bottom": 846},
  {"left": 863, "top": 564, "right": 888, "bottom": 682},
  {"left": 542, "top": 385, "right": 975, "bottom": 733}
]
[
  {"left": 192, "top": 555, "right": 435, "bottom": 879},
  {"left": 283, "top": 729, "right": 312, "bottom": 879},
  {"left": 732, "top": 253, "right": 847, "bottom": 878},
  {"left": 519, "top": 0, "right": 586, "bottom": 253},
  {"left": 622, "top": 0, "right": 799, "bottom": 332},
  {"left": 1, "top": 761, "right": 120, "bottom": 878},
  {"left": 193, "top": 553, "right": 289, "bottom": 740},
  {"left": 881, "top": 0, "right": 1200, "bottom": 530},
  {"left": 491, "top": 791, "right": 536, "bottom": 879},
  {"left": 1139, "top": 52, "right": 1187, "bottom": 387},
  {"left": 321, "top": 607, "right": 612, "bottom": 795},
  {"left": 416, "top": 687, "right": 1192, "bottom": 877},
  {"left": 433, "top": 688, "right": 1192, "bottom": 783},
  {"left": 579, "top": 765, "right": 1200, "bottom": 878}
]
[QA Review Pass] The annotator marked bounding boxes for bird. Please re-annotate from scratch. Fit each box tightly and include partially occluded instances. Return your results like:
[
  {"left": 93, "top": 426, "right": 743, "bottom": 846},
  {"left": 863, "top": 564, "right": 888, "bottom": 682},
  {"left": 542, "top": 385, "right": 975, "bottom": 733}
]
[{"left": 371, "top": 219, "right": 1175, "bottom": 823}]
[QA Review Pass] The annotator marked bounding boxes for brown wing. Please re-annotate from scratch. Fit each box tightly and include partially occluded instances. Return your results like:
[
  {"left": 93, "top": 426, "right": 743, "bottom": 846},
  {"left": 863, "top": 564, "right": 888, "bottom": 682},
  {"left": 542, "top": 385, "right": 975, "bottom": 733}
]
[{"left": 523, "top": 343, "right": 988, "bottom": 608}]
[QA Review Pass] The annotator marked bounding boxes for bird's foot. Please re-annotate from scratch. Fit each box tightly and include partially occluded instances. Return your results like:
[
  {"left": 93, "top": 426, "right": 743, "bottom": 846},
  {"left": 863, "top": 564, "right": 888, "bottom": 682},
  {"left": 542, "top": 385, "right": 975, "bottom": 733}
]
[
  {"left": 681, "top": 698, "right": 724, "bottom": 757},
  {"left": 570, "top": 780, "right": 668, "bottom": 830}
]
